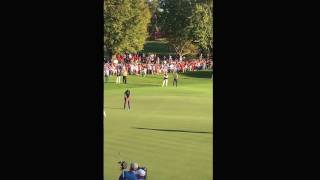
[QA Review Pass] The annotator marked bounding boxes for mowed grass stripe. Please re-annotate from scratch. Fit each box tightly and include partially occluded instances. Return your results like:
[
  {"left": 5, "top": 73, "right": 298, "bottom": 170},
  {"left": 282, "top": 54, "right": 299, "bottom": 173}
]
[
  {"left": 104, "top": 143, "right": 212, "bottom": 162},
  {"left": 105, "top": 137, "right": 212, "bottom": 155},
  {"left": 105, "top": 135, "right": 213, "bottom": 150},
  {"left": 105, "top": 131, "right": 212, "bottom": 149},
  {"left": 104, "top": 146, "right": 212, "bottom": 170}
]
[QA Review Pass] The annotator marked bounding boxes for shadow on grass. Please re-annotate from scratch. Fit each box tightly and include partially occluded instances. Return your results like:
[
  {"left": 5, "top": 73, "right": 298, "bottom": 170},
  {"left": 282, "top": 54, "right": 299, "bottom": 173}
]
[
  {"left": 132, "top": 127, "right": 212, "bottom": 134},
  {"left": 182, "top": 70, "right": 212, "bottom": 79}
]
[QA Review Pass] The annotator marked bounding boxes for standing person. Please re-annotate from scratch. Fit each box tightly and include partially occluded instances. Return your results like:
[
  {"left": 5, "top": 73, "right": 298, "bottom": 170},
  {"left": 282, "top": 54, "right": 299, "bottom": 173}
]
[
  {"left": 162, "top": 72, "right": 169, "bottom": 87},
  {"left": 156, "top": 56, "right": 160, "bottom": 64},
  {"left": 202, "top": 60, "right": 206, "bottom": 70},
  {"left": 124, "top": 89, "right": 131, "bottom": 110},
  {"left": 104, "top": 64, "right": 109, "bottom": 83},
  {"left": 173, "top": 71, "right": 179, "bottom": 87},
  {"left": 143, "top": 67, "right": 147, "bottom": 77},
  {"left": 147, "top": 63, "right": 151, "bottom": 74},
  {"left": 130, "top": 64, "right": 134, "bottom": 75},
  {"left": 152, "top": 64, "right": 155, "bottom": 75},
  {"left": 116, "top": 68, "right": 121, "bottom": 84},
  {"left": 123, "top": 68, "right": 128, "bottom": 84}
]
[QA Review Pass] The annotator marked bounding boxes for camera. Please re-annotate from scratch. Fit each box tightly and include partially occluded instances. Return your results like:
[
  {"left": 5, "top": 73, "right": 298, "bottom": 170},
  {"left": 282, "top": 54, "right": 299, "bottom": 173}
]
[{"left": 118, "top": 161, "right": 127, "bottom": 170}]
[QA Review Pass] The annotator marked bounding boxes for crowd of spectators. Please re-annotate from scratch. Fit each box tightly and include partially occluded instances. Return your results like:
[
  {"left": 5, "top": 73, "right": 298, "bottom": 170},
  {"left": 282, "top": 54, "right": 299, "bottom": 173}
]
[{"left": 104, "top": 53, "right": 213, "bottom": 76}]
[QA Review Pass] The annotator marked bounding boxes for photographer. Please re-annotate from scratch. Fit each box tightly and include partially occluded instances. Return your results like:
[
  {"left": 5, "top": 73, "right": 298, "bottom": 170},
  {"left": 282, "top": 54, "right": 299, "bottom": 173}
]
[{"left": 119, "top": 162, "right": 138, "bottom": 180}]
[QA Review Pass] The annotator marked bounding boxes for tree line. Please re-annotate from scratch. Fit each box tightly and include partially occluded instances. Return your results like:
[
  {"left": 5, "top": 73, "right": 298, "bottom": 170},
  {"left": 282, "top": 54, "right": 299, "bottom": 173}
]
[{"left": 104, "top": 0, "right": 213, "bottom": 60}]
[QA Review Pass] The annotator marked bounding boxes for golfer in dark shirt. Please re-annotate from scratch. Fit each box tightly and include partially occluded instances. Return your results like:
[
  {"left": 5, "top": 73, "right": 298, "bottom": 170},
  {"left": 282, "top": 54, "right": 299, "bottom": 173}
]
[
  {"left": 124, "top": 89, "right": 131, "bottom": 110},
  {"left": 173, "top": 71, "right": 178, "bottom": 87}
]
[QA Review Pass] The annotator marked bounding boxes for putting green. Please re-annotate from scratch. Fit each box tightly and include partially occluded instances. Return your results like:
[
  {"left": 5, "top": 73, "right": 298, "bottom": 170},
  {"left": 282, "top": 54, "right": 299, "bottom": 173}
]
[{"left": 104, "top": 70, "right": 213, "bottom": 180}]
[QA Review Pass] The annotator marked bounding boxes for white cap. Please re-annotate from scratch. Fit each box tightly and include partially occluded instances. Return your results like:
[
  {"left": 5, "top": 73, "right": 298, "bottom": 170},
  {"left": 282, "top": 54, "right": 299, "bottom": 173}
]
[{"left": 137, "top": 169, "right": 146, "bottom": 176}]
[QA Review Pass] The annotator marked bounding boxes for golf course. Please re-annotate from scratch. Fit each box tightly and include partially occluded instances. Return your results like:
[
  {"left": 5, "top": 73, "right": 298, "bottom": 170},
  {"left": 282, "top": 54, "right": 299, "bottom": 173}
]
[{"left": 104, "top": 70, "right": 213, "bottom": 180}]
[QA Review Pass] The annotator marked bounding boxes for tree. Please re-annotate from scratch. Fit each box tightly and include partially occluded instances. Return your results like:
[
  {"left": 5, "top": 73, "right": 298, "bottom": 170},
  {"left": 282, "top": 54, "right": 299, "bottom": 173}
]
[
  {"left": 147, "top": 0, "right": 160, "bottom": 40},
  {"left": 104, "top": 0, "right": 151, "bottom": 59},
  {"left": 190, "top": 3, "right": 213, "bottom": 59},
  {"left": 147, "top": 0, "right": 160, "bottom": 14},
  {"left": 157, "top": 0, "right": 198, "bottom": 61},
  {"left": 157, "top": 0, "right": 214, "bottom": 60}
]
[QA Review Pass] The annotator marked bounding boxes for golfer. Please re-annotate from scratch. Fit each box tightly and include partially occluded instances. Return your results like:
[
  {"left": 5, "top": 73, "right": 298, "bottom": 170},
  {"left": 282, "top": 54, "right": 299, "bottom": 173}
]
[
  {"left": 123, "top": 68, "right": 128, "bottom": 84},
  {"left": 173, "top": 71, "right": 178, "bottom": 87},
  {"left": 162, "top": 72, "right": 168, "bottom": 87},
  {"left": 116, "top": 68, "right": 121, "bottom": 84},
  {"left": 124, "top": 89, "right": 131, "bottom": 110},
  {"left": 104, "top": 64, "right": 109, "bottom": 83}
]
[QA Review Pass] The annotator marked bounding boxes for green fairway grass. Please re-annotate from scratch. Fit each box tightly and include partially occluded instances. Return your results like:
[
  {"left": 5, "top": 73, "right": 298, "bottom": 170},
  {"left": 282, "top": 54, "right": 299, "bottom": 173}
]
[{"left": 104, "top": 70, "right": 213, "bottom": 180}]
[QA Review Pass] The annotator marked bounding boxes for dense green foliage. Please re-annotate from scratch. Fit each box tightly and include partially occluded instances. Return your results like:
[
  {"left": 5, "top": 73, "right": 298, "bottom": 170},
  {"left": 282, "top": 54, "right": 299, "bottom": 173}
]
[
  {"left": 157, "top": 0, "right": 196, "bottom": 59},
  {"left": 156, "top": 0, "right": 213, "bottom": 59},
  {"left": 104, "top": 0, "right": 151, "bottom": 58},
  {"left": 190, "top": 3, "right": 213, "bottom": 54},
  {"left": 104, "top": 0, "right": 213, "bottom": 59}
]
